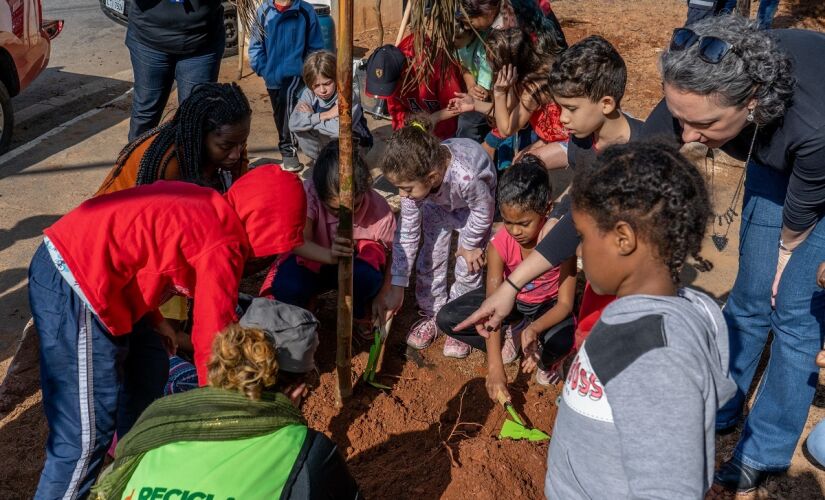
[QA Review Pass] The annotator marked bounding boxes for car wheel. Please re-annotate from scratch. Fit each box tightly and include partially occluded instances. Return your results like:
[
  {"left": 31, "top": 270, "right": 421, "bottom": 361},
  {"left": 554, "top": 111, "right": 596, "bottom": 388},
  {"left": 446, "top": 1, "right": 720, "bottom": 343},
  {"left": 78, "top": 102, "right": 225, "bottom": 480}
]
[
  {"left": 0, "top": 81, "right": 13, "bottom": 154},
  {"left": 223, "top": 8, "right": 238, "bottom": 57}
]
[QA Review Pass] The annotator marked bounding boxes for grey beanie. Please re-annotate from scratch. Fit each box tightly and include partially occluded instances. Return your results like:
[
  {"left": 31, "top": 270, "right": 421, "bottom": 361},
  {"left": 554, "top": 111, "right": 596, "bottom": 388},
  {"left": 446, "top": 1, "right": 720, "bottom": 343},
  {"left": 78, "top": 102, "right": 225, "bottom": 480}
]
[{"left": 239, "top": 298, "right": 320, "bottom": 373}]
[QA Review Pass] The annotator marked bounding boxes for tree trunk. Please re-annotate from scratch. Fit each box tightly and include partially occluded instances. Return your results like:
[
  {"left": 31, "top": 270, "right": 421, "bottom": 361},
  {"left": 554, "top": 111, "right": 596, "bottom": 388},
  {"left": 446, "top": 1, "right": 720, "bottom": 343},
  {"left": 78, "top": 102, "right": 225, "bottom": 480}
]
[
  {"left": 335, "top": 0, "right": 355, "bottom": 407},
  {"left": 736, "top": 0, "right": 751, "bottom": 17}
]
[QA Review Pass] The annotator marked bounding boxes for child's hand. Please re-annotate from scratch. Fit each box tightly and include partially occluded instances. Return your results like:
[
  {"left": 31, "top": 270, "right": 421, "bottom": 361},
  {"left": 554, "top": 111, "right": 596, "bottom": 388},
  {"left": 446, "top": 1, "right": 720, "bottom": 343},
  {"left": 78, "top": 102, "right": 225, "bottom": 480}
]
[
  {"left": 469, "top": 85, "right": 489, "bottom": 102},
  {"left": 449, "top": 92, "right": 475, "bottom": 114},
  {"left": 493, "top": 64, "right": 517, "bottom": 96},
  {"left": 319, "top": 103, "right": 339, "bottom": 121},
  {"left": 329, "top": 236, "right": 354, "bottom": 263},
  {"left": 374, "top": 285, "right": 404, "bottom": 324},
  {"left": 817, "top": 262, "right": 825, "bottom": 288},
  {"left": 520, "top": 326, "right": 541, "bottom": 373},
  {"left": 456, "top": 246, "right": 485, "bottom": 274},
  {"left": 817, "top": 350, "right": 825, "bottom": 369},
  {"left": 486, "top": 370, "right": 510, "bottom": 402},
  {"left": 296, "top": 101, "right": 313, "bottom": 114}
]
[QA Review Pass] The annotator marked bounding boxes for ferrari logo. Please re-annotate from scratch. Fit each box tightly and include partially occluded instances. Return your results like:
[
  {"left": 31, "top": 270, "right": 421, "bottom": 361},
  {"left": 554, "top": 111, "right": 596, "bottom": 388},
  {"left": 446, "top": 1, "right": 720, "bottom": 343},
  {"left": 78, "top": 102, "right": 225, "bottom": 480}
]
[{"left": 375, "top": 69, "right": 383, "bottom": 78}]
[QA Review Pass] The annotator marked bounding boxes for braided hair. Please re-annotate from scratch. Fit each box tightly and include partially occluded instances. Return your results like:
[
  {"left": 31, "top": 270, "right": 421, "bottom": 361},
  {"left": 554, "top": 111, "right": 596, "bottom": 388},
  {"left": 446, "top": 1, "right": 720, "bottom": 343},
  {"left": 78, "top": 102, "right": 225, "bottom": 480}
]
[
  {"left": 570, "top": 141, "right": 712, "bottom": 284},
  {"left": 118, "top": 83, "right": 251, "bottom": 186}
]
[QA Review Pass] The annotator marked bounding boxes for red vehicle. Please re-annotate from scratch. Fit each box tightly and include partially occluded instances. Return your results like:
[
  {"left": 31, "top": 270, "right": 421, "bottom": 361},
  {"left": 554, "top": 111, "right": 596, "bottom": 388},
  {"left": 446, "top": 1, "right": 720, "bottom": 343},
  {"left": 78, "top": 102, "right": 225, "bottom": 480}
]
[{"left": 0, "top": 0, "right": 62, "bottom": 152}]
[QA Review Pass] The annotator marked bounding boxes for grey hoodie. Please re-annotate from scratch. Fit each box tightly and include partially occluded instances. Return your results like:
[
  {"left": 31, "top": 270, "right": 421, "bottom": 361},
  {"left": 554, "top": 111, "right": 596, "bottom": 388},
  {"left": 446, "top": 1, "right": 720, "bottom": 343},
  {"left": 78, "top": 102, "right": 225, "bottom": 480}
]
[
  {"left": 546, "top": 288, "right": 736, "bottom": 499},
  {"left": 288, "top": 87, "right": 370, "bottom": 149}
]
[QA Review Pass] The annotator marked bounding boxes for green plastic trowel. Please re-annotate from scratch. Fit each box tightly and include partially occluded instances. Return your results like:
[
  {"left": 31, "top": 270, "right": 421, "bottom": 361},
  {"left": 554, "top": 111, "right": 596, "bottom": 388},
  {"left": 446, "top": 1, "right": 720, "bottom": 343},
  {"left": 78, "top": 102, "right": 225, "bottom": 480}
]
[
  {"left": 497, "top": 392, "right": 550, "bottom": 442},
  {"left": 362, "top": 319, "right": 392, "bottom": 390}
]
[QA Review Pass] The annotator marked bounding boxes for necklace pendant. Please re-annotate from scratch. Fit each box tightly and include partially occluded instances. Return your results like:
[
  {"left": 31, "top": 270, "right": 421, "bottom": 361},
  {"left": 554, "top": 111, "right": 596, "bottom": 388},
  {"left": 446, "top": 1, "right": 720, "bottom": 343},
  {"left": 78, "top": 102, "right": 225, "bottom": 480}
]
[{"left": 712, "top": 234, "right": 728, "bottom": 251}]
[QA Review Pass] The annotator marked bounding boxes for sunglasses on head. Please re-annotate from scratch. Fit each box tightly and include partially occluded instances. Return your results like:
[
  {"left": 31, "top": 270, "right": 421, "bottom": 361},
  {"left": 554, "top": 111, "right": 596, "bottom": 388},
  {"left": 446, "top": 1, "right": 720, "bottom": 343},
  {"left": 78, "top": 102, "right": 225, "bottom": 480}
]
[{"left": 670, "top": 28, "right": 738, "bottom": 64}]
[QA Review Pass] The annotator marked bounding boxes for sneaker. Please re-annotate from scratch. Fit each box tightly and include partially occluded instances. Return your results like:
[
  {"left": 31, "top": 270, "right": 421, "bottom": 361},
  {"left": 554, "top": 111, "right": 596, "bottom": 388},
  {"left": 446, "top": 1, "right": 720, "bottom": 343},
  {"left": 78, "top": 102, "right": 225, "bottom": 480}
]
[
  {"left": 501, "top": 319, "right": 527, "bottom": 364},
  {"left": 443, "top": 337, "right": 471, "bottom": 358},
  {"left": 281, "top": 155, "right": 303, "bottom": 173},
  {"left": 406, "top": 315, "right": 439, "bottom": 350},
  {"left": 536, "top": 367, "right": 562, "bottom": 386},
  {"left": 713, "top": 457, "right": 770, "bottom": 494}
]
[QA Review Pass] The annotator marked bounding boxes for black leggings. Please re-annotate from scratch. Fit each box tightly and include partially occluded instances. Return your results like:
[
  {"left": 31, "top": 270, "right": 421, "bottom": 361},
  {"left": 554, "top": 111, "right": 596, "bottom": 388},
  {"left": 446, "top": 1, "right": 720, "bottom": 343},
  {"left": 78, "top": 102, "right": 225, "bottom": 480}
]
[{"left": 436, "top": 287, "right": 575, "bottom": 369}]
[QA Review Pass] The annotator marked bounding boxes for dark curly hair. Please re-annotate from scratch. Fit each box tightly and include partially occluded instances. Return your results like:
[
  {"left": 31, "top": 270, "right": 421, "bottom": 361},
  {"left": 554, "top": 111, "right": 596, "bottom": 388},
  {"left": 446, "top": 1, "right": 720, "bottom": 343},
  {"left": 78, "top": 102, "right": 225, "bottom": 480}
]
[
  {"left": 570, "top": 141, "right": 712, "bottom": 284},
  {"left": 312, "top": 140, "right": 372, "bottom": 203},
  {"left": 549, "top": 35, "right": 627, "bottom": 106},
  {"left": 381, "top": 114, "right": 451, "bottom": 182},
  {"left": 660, "top": 15, "right": 795, "bottom": 126},
  {"left": 498, "top": 154, "right": 551, "bottom": 214}
]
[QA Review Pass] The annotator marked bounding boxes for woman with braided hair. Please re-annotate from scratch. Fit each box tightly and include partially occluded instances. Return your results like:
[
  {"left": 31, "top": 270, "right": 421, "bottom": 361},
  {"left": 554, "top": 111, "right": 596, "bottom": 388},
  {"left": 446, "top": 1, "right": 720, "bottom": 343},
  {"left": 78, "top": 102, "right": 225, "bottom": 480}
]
[{"left": 96, "top": 82, "right": 252, "bottom": 196}]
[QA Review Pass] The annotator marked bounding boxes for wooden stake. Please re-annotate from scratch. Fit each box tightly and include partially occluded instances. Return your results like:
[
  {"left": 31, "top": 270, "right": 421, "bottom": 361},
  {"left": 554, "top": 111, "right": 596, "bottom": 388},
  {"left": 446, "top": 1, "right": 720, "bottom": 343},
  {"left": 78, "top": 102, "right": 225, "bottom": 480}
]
[
  {"left": 237, "top": 9, "right": 245, "bottom": 80},
  {"left": 395, "top": 0, "right": 413, "bottom": 46},
  {"left": 335, "top": 0, "right": 355, "bottom": 406},
  {"left": 374, "top": 0, "right": 384, "bottom": 47}
]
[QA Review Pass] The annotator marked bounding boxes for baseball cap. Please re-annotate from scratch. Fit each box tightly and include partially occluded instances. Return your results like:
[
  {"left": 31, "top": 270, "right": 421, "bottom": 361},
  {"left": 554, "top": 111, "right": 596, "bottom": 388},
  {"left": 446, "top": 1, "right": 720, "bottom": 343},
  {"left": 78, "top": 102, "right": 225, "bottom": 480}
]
[
  {"left": 240, "top": 298, "right": 320, "bottom": 373},
  {"left": 224, "top": 164, "right": 306, "bottom": 258},
  {"left": 365, "top": 44, "right": 406, "bottom": 98}
]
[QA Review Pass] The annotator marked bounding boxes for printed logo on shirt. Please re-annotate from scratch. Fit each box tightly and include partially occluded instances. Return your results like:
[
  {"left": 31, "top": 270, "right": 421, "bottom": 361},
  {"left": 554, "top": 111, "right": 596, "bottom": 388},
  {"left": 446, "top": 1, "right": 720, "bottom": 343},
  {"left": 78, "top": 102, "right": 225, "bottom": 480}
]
[
  {"left": 562, "top": 344, "right": 613, "bottom": 423},
  {"left": 127, "top": 486, "right": 236, "bottom": 500}
]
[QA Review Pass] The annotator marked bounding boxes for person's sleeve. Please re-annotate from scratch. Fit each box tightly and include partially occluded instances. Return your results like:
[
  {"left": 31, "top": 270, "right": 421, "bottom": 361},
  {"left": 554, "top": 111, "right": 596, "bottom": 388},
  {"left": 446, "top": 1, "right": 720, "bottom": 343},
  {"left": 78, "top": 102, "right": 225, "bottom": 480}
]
[
  {"left": 190, "top": 243, "right": 245, "bottom": 385},
  {"left": 387, "top": 97, "right": 406, "bottom": 130},
  {"left": 289, "top": 90, "right": 320, "bottom": 132},
  {"left": 782, "top": 125, "right": 825, "bottom": 231},
  {"left": 607, "top": 349, "right": 707, "bottom": 499},
  {"left": 314, "top": 113, "right": 340, "bottom": 137},
  {"left": 390, "top": 197, "right": 422, "bottom": 287},
  {"left": 283, "top": 430, "right": 361, "bottom": 500},
  {"left": 535, "top": 211, "right": 580, "bottom": 267},
  {"left": 457, "top": 177, "right": 495, "bottom": 251},
  {"left": 248, "top": 11, "right": 266, "bottom": 76},
  {"left": 307, "top": 9, "right": 325, "bottom": 52},
  {"left": 639, "top": 99, "right": 683, "bottom": 145}
]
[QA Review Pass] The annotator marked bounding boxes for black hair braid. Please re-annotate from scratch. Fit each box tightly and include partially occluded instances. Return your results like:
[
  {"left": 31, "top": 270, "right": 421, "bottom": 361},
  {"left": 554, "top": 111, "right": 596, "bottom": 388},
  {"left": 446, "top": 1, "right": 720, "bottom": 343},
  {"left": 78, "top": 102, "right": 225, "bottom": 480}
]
[
  {"left": 570, "top": 141, "right": 712, "bottom": 284},
  {"left": 135, "top": 83, "right": 251, "bottom": 186}
]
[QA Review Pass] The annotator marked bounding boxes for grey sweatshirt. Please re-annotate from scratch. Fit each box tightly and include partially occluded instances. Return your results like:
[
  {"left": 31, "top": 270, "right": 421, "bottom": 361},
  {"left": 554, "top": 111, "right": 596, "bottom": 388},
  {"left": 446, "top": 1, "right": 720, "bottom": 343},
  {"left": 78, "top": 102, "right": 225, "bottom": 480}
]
[
  {"left": 288, "top": 87, "right": 370, "bottom": 141},
  {"left": 546, "top": 288, "right": 736, "bottom": 499}
]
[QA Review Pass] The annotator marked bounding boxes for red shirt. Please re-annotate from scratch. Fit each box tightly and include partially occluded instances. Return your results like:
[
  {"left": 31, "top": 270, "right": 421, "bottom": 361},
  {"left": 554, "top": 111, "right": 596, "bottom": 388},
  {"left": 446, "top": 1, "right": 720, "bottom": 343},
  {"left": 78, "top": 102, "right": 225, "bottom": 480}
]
[
  {"left": 387, "top": 34, "right": 463, "bottom": 140},
  {"left": 44, "top": 182, "right": 254, "bottom": 383}
]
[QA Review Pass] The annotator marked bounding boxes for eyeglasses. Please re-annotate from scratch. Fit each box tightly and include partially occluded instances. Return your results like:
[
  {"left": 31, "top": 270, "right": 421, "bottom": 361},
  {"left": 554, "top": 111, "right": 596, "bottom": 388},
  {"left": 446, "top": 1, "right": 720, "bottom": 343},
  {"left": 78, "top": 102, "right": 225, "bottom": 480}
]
[{"left": 669, "top": 28, "right": 738, "bottom": 64}]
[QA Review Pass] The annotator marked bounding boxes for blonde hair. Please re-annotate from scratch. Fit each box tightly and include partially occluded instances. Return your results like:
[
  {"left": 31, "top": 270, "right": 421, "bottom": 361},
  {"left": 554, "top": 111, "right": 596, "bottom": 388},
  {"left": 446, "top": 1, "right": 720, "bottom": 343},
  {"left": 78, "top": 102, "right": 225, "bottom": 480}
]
[
  {"left": 207, "top": 324, "right": 279, "bottom": 401},
  {"left": 302, "top": 51, "right": 337, "bottom": 88}
]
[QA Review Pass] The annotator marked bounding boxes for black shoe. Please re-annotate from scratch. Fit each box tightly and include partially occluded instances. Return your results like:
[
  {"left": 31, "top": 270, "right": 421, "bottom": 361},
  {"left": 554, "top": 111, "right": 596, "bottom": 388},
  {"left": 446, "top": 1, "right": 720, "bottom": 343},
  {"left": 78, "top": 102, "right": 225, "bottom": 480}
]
[{"left": 714, "top": 457, "right": 769, "bottom": 493}]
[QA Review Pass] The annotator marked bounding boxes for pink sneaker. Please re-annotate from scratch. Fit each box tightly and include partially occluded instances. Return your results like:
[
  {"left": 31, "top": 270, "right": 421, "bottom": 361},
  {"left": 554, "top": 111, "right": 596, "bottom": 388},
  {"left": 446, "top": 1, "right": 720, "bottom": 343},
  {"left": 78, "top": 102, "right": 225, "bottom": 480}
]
[
  {"left": 536, "top": 366, "right": 563, "bottom": 386},
  {"left": 501, "top": 330, "right": 518, "bottom": 364},
  {"left": 443, "top": 337, "right": 471, "bottom": 358},
  {"left": 406, "top": 315, "right": 439, "bottom": 350}
]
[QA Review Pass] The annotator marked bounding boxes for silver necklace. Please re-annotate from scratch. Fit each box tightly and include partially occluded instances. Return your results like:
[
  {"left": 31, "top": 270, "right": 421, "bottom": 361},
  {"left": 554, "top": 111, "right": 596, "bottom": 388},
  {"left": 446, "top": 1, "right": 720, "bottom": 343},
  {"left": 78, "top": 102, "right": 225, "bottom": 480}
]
[{"left": 706, "top": 125, "right": 759, "bottom": 251}]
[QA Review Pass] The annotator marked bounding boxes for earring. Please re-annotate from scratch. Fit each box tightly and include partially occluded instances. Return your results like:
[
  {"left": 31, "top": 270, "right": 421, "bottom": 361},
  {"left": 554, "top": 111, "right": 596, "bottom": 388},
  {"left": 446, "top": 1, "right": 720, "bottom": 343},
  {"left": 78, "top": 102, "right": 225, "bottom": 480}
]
[{"left": 746, "top": 109, "right": 755, "bottom": 122}]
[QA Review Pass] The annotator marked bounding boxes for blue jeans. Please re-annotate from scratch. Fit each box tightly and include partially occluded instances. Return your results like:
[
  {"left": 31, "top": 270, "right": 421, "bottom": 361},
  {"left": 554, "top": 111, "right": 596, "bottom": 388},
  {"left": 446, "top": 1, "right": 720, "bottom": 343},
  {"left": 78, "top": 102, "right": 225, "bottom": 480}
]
[
  {"left": 271, "top": 255, "right": 384, "bottom": 320},
  {"left": 716, "top": 162, "right": 825, "bottom": 471},
  {"left": 126, "top": 28, "right": 225, "bottom": 141},
  {"left": 756, "top": 0, "right": 779, "bottom": 29},
  {"left": 29, "top": 244, "right": 168, "bottom": 499}
]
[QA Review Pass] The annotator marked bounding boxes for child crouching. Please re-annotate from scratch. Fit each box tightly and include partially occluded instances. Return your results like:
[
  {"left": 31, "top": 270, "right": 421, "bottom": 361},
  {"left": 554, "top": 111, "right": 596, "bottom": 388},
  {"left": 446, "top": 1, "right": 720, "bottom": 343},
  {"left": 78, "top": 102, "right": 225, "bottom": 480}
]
[
  {"left": 437, "top": 156, "right": 576, "bottom": 396},
  {"left": 265, "top": 141, "right": 395, "bottom": 324}
]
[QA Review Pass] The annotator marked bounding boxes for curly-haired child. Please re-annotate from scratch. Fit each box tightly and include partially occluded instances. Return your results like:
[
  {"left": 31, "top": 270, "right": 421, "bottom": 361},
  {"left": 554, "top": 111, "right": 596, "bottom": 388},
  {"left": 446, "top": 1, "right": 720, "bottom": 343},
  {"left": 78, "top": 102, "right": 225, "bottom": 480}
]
[
  {"left": 546, "top": 141, "right": 736, "bottom": 498},
  {"left": 374, "top": 115, "right": 496, "bottom": 357}
]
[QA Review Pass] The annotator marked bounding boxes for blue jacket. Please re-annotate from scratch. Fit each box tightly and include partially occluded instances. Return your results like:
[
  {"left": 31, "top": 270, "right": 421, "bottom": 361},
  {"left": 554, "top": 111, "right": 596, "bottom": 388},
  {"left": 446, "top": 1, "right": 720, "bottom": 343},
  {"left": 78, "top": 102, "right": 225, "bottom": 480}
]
[{"left": 248, "top": 0, "right": 324, "bottom": 89}]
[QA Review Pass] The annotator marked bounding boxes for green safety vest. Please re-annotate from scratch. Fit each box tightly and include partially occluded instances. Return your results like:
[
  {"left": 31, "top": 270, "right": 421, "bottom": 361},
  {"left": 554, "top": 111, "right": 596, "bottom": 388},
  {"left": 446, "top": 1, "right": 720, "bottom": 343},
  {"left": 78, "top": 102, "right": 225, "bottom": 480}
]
[{"left": 121, "top": 424, "right": 308, "bottom": 500}]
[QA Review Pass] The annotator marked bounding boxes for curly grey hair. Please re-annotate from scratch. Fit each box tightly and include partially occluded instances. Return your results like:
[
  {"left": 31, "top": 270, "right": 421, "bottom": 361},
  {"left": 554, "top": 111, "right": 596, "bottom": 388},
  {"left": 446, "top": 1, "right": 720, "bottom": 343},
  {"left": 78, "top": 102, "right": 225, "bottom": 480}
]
[{"left": 660, "top": 15, "right": 795, "bottom": 126}]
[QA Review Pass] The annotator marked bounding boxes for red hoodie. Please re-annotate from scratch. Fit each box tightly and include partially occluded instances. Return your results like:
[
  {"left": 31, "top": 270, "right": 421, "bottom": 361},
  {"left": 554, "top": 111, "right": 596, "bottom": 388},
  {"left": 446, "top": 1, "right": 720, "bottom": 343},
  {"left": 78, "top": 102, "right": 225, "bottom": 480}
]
[{"left": 43, "top": 166, "right": 306, "bottom": 383}]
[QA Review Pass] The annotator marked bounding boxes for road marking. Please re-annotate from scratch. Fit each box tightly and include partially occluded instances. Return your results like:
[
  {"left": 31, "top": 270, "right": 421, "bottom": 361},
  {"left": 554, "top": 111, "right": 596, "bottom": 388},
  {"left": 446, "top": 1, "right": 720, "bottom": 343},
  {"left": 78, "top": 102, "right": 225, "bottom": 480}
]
[
  {"left": 0, "top": 88, "right": 132, "bottom": 167},
  {"left": 14, "top": 69, "right": 134, "bottom": 125}
]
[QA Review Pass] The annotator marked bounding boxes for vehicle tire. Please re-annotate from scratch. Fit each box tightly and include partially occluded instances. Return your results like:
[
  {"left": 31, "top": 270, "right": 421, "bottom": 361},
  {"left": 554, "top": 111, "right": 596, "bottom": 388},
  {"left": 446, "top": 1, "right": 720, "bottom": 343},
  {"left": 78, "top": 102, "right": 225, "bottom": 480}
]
[
  {"left": 223, "top": 6, "right": 238, "bottom": 58},
  {"left": 0, "top": 80, "right": 13, "bottom": 154}
]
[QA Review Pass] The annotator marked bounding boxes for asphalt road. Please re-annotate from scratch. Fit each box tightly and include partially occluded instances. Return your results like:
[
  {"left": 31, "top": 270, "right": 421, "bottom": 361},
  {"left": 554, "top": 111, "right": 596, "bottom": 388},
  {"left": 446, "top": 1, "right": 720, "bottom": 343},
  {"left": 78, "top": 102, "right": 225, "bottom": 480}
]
[{"left": 9, "top": 0, "right": 131, "bottom": 149}]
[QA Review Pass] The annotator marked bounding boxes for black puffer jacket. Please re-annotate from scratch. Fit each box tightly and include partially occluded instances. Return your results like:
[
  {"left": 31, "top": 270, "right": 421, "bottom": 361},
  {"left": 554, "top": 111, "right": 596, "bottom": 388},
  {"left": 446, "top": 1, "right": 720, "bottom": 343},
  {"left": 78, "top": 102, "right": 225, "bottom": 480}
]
[{"left": 128, "top": 0, "right": 224, "bottom": 54}]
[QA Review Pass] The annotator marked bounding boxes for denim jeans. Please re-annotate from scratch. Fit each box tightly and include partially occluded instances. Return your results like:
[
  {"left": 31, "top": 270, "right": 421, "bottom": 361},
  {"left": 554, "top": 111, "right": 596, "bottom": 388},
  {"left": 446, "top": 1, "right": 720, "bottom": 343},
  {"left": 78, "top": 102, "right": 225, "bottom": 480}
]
[
  {"left": 126, "top": 28, "right": 225, "bottom": 141},
  {"left": 716, "top": 162, "right": 825, "bottom": 471},
  {"left": 756, "top": 0, "right": 779, "bottom": 29},
  {"left": 29, "top": 244, "right": 168, "bottom": 499}
]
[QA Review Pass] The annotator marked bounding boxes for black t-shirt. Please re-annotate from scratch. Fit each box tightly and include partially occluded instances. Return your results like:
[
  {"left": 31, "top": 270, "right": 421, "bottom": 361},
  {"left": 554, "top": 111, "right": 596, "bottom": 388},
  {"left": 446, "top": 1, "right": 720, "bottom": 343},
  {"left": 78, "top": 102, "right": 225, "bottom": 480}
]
[
  {"left": 283, "top": 429, "right": 362, "bottom": 499},
  {"left": 642, "top": 29, "right": 825, "bottom": 232},
  {"left": 536, "top": 114, "right": 645, "bottom": 266},
  {"left": 129, "top": 0, "right": 224, "bottom": 54}
]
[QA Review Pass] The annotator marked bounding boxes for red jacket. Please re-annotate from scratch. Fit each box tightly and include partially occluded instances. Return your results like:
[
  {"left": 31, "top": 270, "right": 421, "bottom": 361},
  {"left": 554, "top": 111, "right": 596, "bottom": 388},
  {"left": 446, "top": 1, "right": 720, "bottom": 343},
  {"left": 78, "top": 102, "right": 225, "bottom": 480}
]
[
  {"left": 44, "top": 168, "right": 305, "bottom": 383},
  {"left": 387, "top": 34, "right": 463, "bottom": 140}
]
